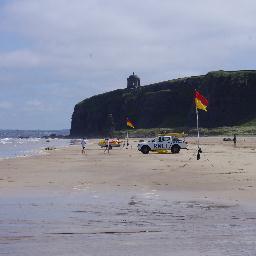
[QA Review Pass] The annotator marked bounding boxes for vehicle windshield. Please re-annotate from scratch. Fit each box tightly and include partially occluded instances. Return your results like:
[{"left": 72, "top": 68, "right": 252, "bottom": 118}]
[{"left": 173, "top": 137, "right": 181, "bottom": 142}]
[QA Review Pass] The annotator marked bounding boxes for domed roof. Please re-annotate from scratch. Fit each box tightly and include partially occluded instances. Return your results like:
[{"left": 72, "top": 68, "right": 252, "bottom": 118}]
[{"left": 128, "top": 72, "right": 140, "bottom": 79}]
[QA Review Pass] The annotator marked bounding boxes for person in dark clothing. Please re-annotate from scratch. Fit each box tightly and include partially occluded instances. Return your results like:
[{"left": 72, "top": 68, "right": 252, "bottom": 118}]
[{"left": 233, "top": 134, "right": 237, "bottom": 146}]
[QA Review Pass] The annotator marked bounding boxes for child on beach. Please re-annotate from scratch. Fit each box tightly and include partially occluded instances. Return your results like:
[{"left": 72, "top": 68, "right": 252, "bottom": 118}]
[
  {"left": 104, "top": 138, "right": 110, "bottom": 154},
  {"left": 81, "top": 138, "right": 87, "bottom": 154}
]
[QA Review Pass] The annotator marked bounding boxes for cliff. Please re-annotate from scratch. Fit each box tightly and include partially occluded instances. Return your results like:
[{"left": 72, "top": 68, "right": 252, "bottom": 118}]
[{"left": 70, "top": 70, "right": 256, "bottom": 137}]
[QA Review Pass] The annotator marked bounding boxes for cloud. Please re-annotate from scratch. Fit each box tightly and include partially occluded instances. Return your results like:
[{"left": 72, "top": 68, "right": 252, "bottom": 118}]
[
  {"left": 0, "top": 0, "right": 256, "bottom": 128},
  {"left": 0, "top": 49, "right": 42, "bottom": 68},
  {"left": 2, "top": 0, "right": 256, "bottom": 75},
  {"left": 0, "top": 101, "right": 13, "bottom": 110},
  {"left": 25, "top": 99, "right": 43, "bottom": 109}
]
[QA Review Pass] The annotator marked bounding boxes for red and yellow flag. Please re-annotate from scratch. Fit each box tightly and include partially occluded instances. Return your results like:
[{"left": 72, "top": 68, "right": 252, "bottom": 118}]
[
  {"left": 126, "top": 117, "right": 135, "bottom": 128},
  {"left": 195, "top": 91, "right": 208, "bottom": 111}
]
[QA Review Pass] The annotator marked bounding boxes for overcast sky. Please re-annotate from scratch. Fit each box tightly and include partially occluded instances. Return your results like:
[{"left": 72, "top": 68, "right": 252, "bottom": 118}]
[{"left": 0, "top": 0, "right": 256, "bottom": 129}]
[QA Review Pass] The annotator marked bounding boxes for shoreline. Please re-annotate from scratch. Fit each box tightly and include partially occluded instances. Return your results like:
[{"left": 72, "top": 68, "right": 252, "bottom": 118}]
[{"left": 0, "top": 138, "right": 71, "bottom": 160}]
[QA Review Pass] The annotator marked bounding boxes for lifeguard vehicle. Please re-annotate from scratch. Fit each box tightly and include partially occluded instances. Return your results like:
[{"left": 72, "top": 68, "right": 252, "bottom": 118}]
[{"left": 137, "top": 133, "right": 187, "bottom": 154}]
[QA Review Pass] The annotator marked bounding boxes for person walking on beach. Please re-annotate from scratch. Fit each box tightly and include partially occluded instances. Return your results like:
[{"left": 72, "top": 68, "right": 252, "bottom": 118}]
[
  {"left": 81, "top": 138, "right": 87, "bottom": 154},
  {"left": 104, "top": 138, "right": 110, "bottom": 154}
]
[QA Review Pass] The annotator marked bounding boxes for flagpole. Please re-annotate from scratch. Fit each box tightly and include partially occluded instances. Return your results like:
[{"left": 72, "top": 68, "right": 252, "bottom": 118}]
[
  {"left": 195, "top": 90, "right": 208, "bottom": 160},
  {"left": 196, "top": 108, "right": 200, "bottom": 149},
  {"left": 126, "top": 131, "right": 129, "bottom": 149},
  {"left": 196, "top": 102, "right": 202, "bottom": 160}
]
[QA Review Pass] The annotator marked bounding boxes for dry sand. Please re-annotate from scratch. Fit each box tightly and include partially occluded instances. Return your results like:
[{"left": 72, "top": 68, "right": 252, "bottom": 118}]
[
  {"left": 1, "top": 137, "right": 256, "bottom": 202},
  {"left": 1, "top": 137, "right": 256, "bottom": 255}
]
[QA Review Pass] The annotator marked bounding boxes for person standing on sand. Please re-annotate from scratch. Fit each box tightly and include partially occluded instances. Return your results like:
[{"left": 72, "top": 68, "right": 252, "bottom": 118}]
[
  {"left": 81, "top": 138, "right": 87, "bottom": 154},
  {"left": 104, "top": 138, "right": 110, "bottom": 154},
  {"left": 233, "top": 134, "right": 237, "bottom": 146}
]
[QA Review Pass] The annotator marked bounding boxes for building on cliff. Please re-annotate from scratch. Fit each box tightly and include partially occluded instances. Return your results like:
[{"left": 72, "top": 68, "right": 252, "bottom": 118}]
[{"left": 127, "top": 72, "right": 140, "bottom": 89}]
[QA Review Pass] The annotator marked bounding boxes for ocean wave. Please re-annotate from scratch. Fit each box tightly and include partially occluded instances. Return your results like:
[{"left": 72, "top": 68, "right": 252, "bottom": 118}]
[{"left": 0, "top": 138, "right": 70, "bottom": 159}]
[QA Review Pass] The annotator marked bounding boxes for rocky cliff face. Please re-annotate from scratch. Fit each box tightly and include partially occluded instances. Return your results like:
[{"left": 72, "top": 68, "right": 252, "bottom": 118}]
[{"left": 70, "top": 71, "right": 256, "bottom": 137}]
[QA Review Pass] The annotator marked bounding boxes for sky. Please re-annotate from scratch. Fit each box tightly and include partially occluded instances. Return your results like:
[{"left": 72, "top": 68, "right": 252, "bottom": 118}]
[{"left": 0, "top": 0, "right": 256, "bottom": 130}]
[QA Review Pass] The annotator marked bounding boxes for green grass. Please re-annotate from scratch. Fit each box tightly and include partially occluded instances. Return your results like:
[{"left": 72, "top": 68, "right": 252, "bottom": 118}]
[
  {"left": 191, "top": 126, "right": 256, "bottom": 136},
  {"left": 113, "top": 125, "right": 256, "bottom": 138},
  {"left": 240, "top": 118, "right": 256, "bottom": 127}
]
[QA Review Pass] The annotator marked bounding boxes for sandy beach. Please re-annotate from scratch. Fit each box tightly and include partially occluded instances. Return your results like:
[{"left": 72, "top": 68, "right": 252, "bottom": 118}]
[{"left": 1, "top": 137, "right": 256, "bottom": 255}]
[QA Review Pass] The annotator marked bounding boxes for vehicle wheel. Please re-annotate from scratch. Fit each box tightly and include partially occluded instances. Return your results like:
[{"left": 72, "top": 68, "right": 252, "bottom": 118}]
[
  {"left": 141, "top": 146, "right": 150, "bottom": 154},
  {"left": 171, "top": 145, "right": 180, "bottom": 154}
]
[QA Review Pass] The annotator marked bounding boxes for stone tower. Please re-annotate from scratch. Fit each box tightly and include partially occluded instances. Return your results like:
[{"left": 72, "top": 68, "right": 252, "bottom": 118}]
[{"left": 127, "top": 72, "right": 140, "bottom": 89}]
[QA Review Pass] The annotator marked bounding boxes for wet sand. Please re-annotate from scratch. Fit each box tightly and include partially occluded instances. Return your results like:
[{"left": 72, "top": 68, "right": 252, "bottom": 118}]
[{"left": 1, "top": 137, "right": 256, "bottom": 255}]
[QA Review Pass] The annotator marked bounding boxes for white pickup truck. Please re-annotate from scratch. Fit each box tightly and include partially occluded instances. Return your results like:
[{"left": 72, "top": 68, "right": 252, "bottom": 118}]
[{"left": 137, "top": 135, "right": 187, "bottom": 154}]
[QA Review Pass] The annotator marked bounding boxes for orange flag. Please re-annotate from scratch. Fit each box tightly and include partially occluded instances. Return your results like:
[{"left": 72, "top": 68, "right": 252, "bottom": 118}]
[{"left": 126, "top": 117, "right": 135, "bottom": 128}]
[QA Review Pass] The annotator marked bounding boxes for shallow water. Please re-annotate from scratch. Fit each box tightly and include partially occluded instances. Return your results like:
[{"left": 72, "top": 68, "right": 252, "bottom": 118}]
[
  {"left": 1, "top": 189, "right": 256, "bottom": 255},
  {"left": 0, "top": 138, "right": 70, "bottom": 159}
]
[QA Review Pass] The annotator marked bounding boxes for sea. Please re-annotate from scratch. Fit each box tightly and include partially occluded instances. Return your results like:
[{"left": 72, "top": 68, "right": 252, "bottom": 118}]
[{"left": 0, "top": 129, "right": 71, "bottom": 159}]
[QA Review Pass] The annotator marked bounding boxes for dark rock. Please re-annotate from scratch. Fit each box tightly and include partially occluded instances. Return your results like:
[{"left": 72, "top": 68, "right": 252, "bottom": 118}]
[
  {"left": 223, "top": 138, "right": 232, "bottom": 141},
  {"left": 70, "top": 70, "right": 256, "bottom": 137}
]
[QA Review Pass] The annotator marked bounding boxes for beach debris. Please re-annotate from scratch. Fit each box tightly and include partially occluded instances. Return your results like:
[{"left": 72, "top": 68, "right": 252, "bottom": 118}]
[
  {"left": 45, "top": 147, "right": 56, "bottom": 150},
  {"left": 128, "top": 200, "right": 136, "bottom": 206},
  {"left": 223, "top": 138, "right": 232, "bottom": 141}
]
